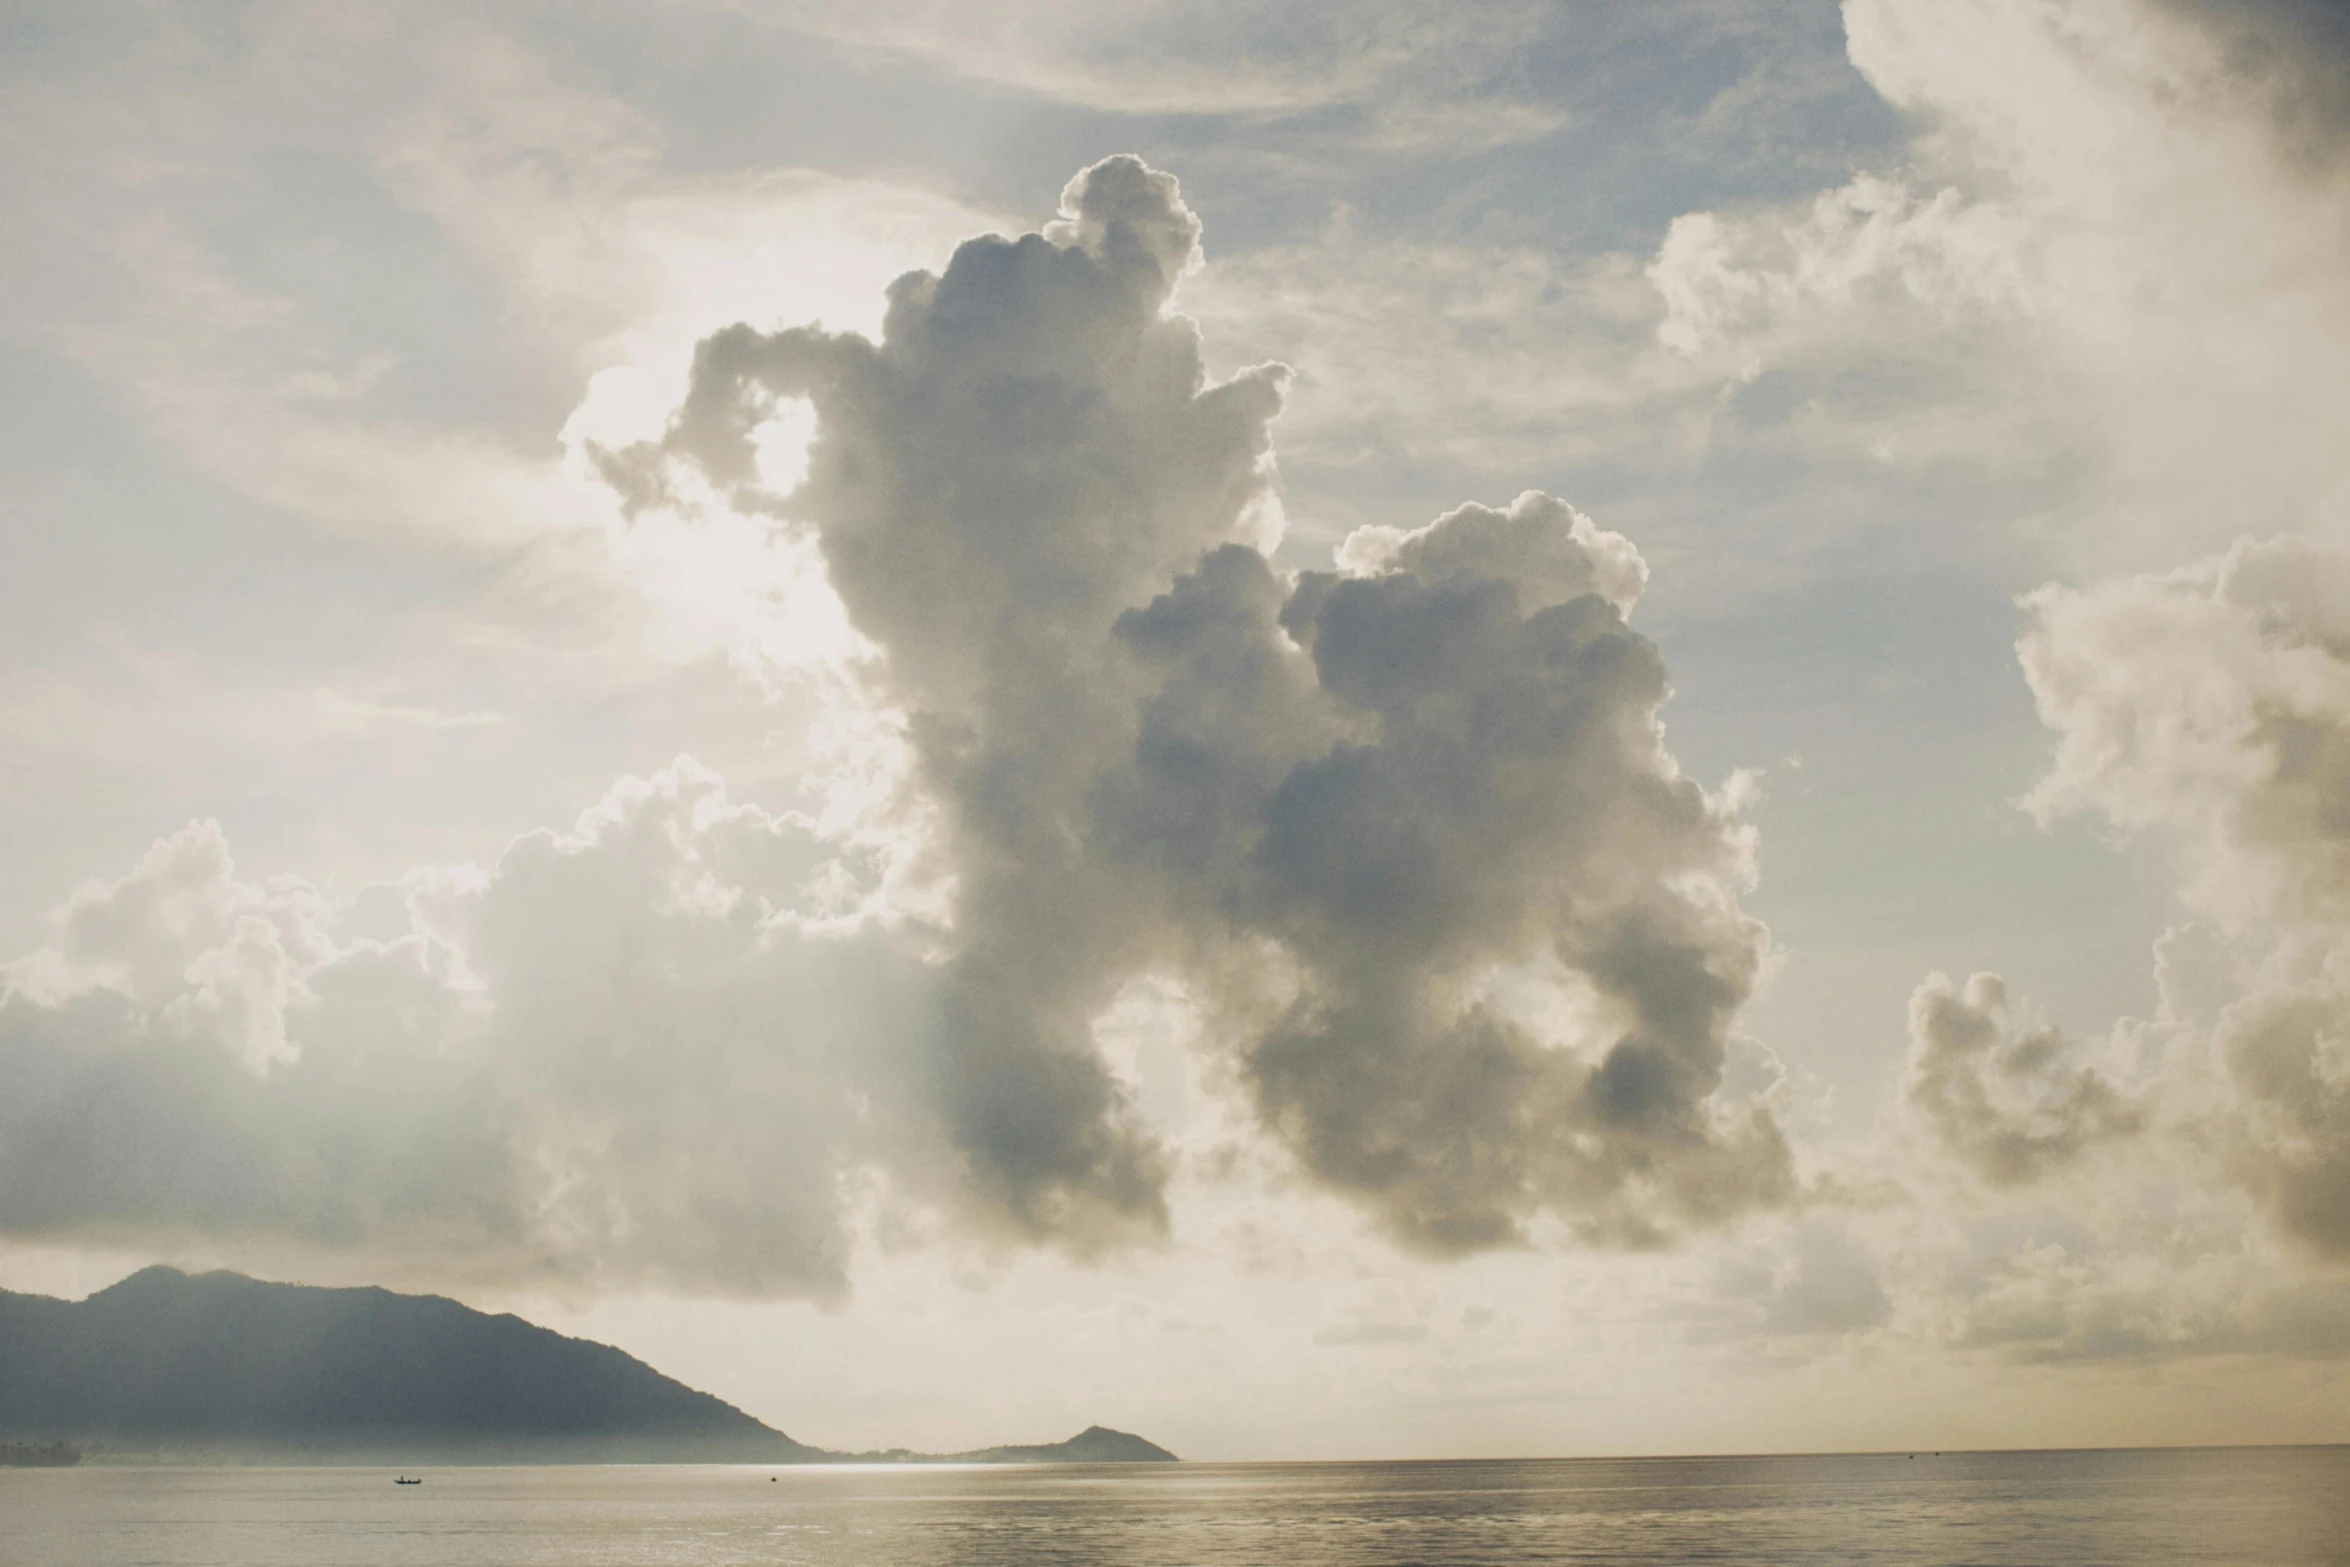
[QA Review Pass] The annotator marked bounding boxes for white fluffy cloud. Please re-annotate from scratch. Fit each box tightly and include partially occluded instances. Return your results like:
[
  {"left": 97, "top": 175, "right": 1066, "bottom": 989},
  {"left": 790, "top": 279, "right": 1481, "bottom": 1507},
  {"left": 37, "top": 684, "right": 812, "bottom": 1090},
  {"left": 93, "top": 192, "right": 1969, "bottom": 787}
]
[
  {"left": 1332, "top": 493, "right": 1649, "bottom": 620},
  {"left": 0, "top": 762, "right": 937, "bottom": 1297},
  {"left": 5, "top": 822, "right": 336, "bottom": 1073},
  {"left": 2019, "top": 538, "right": 2350, "bottom": 1259},
  {"left": 1644, "top": 0, "right": 2350, "bottom": 564},
  {"left": 1649, "top": 174, "right": 2024, "bottom": 378},
  {"left": 1788, "top": 536, "right": 2350, "bottom": 1366}
]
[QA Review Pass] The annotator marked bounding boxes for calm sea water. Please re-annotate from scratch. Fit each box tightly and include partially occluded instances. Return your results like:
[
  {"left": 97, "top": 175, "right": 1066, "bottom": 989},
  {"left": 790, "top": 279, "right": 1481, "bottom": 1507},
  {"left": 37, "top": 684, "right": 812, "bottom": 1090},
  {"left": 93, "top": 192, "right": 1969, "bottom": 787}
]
[{"left": 5, "top": 1449, "right": 2348, "bottom": 1566}]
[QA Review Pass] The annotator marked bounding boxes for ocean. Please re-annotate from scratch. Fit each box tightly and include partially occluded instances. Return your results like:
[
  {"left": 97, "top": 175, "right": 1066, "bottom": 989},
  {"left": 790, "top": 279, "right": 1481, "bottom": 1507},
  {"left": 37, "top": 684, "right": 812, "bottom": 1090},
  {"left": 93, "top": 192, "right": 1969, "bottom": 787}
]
[{"left": 5, "top": 1447, "right": 2348, "bottom": 1565}]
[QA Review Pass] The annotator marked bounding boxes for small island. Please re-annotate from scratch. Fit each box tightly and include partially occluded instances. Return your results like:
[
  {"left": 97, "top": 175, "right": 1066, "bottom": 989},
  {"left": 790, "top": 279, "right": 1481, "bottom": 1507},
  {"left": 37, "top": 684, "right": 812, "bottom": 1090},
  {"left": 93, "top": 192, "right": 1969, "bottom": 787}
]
[{"left": 835, "top": 1426, "right": 1179, "bottom": 1465}]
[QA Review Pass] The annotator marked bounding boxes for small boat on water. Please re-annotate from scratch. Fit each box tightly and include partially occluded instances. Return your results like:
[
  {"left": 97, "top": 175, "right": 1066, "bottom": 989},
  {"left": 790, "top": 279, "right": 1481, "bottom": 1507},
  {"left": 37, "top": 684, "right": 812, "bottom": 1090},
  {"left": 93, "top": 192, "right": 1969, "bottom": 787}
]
[{"left": 394, "top": 1476, "right": 423, "bottom": 1486}]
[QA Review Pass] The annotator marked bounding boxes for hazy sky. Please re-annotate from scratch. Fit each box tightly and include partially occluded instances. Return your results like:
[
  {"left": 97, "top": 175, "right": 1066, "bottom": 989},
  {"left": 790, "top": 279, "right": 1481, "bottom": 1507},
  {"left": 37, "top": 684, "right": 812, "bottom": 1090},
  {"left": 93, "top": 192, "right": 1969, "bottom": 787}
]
[{"left": 6, "top": 0, "right": 2350, "bottom": 1460}]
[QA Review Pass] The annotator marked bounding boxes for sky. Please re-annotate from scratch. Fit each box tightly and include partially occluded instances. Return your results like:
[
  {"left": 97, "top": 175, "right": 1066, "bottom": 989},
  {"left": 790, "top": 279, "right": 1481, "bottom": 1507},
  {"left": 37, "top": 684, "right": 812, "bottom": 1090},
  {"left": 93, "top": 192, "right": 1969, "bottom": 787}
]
[{"left": 4, "top": 0, "right": 2350, "bottom": 1460}]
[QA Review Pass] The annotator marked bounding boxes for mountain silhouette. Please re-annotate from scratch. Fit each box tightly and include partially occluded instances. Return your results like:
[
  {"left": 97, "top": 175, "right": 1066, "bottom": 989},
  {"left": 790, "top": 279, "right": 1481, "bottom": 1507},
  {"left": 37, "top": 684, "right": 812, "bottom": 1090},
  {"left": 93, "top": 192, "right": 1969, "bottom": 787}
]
[{"left": 0, "top": 1267, "right": 1173, "bottom": 1465}]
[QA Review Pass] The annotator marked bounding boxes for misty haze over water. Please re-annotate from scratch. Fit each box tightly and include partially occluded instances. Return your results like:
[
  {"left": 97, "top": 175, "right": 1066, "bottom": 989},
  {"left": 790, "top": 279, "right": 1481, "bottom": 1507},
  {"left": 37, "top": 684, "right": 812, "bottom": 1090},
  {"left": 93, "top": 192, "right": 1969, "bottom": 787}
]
[{"left": 7, "top": 1448, "right": 2350, "bottom": 1566}]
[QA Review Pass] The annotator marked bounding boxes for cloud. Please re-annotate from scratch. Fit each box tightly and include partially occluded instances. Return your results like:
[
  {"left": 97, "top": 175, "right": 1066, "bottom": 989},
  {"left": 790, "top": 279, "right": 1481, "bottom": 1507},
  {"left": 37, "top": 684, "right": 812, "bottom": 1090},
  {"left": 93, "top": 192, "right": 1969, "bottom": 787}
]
[
  {"left": 1839, "top": 541, "right": 2350, "bottom": 1359},
  {"left": 1640, "top": 0, "right": 2350, "bottom": 571},
  {"left": 1787, "top": 534, "right": 2350, "bottom": 1360},
  {"left": 2, "top": 154, "right": 1825, "bottom": 1292},
  {"left": 730, "top": 0, "right": 1559, "bottom": 130},
  {"left": 1903, "top": 972, "right": 2145, "bottom": 1189},
  {"left": 1648, "top": 174, "right": 2023, "bottom": 377},
  {"left": 4, "top": 821, "right": 336, "bottom": 1073},
  {"left": 1235, "top": 526, "right": 1791, "bottom": 1252},
  {"left": 2020, "top": 539, "right": 2350, "bottom": 925},
  {"left": 623, "top": 155, "right": 1794, "bottom": 1259},
  {"left": 2018, "top": 537, "right": 2350, "bottom": 1259},
  {"left": 0, "top": 155, "right": 1801, "bottom": 1291},
  {"left": 1671, "top": 0, "right": 2350, "bottom": 1368},
  {"left": 315, "top": 690, "right": 505, "bottom": 733},
  {"left": 605, "top": 155, "right": 1294, "bottom": 1252},
  {"left": 2147, "top": 0, "right": 2350, "bottom": 170},
  {"left": 1332, "top": 493, "right": 1649, "bottom": 620},
  {"left": 0, "top": 762, "right": 943, "bottom": 1298}
]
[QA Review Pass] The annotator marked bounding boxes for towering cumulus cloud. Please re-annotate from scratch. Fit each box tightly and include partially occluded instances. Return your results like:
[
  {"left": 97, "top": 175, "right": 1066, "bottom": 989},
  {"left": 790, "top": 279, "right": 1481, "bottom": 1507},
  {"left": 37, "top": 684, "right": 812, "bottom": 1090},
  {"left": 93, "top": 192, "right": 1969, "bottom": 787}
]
[
  {"left": 0, "top": 158, "right": 1790, "bottom": 1289},
  {"left": 2012, "top": 538, "right": 2350, "bottom": 1255},
  {"left": 638, "top": 157, "right": 1790, "bottom": 1256},
  {"left": 616, "top": 156, "right": 1290, "bottom": 1249},
  {"left": 1917, "top": 537, "right": 2350, "bottom": 1264}
]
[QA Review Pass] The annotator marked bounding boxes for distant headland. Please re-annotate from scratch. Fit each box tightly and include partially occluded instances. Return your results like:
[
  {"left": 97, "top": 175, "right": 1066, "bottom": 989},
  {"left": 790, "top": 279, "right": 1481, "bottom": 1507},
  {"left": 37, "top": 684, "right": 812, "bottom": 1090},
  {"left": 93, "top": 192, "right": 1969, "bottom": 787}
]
[
  {"left": 0, "top": 1266, "right": 1175, "bottom": 1466},
  {"left": 0, "top": 1441, "right": 82, "bottom": 1468}
]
